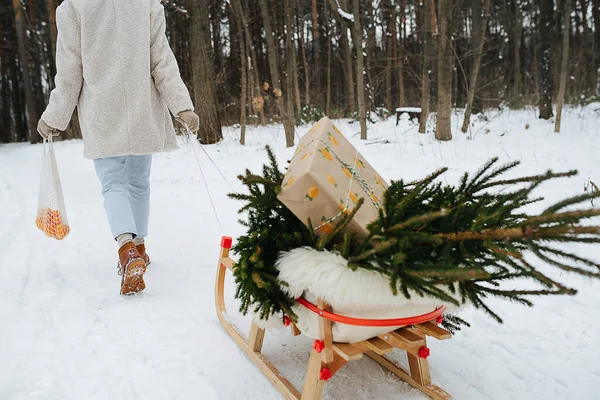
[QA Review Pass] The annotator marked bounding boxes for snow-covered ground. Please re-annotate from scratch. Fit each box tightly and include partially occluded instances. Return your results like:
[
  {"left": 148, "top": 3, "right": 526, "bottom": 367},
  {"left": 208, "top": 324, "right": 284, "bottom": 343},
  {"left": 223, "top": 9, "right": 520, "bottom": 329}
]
[{"left": 1, "top": 106, "right": 599, "bottom": 399}]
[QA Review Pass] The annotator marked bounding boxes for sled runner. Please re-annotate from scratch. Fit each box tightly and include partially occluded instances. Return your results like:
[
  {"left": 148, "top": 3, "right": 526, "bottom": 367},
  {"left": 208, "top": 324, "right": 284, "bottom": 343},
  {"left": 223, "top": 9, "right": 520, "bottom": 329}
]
[{"left": 216, "top": 236, "right": 453, "bottom": 400}]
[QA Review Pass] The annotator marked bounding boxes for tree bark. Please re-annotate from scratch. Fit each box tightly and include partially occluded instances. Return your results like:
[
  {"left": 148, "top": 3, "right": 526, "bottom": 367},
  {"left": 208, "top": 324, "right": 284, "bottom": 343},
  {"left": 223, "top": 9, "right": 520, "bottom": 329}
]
[
  {"left": 332, "top": 0, "right": 356, "bottom": 115},
  {"left": 461, "top": 0, "right": 491, "bottom": 133},
  {"left": 312, "top": 0, "right": 320, "bottom": 91},
  {"left": 13, "top": 0, "right": 39, "bottom": 143},
  {"left": 512, "top": 0, "right": 522, "bottom": 98},
  {"left": 290, "top": 1, "right": 302, "bottom": 113},
  {"left": 259, "top": 0, "right": 294, "bottom": 146},
  {"left": 593, "top": 0, "right": 600, "bottom": 82},
  {"left": 555, "top": 0, "right": 571, "bottom": 133},
  {"left": 231, "top": 0, "right": 247, "bottom": 144},
  {"left": 539, "top": 0, "right": 554, "bottom": 119},
  {"left": 325, "top": 0, "right": 332, "bottom": 116},
  {"left": 435, "top": 0, "right": 453, "bottom": 141},
  {"left": 233, "top": 0, "right": 265, "bottom": 126},
  {"left": 383, "top": 0, "right": 394, "bottom": 112},
  {"left": 398, "top": 0, "right": 405, "bottom": 107},
  {"left": 352, "top": 0, "right": 367, "bottom": 139},
  {"left": 297, "top": 0, "right": 310, "bottom": 107},
  {"left": 419, "top": 0, "right": 433, "bottom": 133},
  {"left": 283, "top": 0, "right": 295, "bottom": 147},
  {"left": 188, "top": 0, "right": 223, "bottom": 144}
]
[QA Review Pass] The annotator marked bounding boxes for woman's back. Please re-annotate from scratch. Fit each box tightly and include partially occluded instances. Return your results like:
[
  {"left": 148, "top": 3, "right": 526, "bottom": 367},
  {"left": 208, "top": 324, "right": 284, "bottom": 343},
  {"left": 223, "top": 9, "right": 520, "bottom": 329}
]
[{"left": 42, "top": 0, "right": 193, "bottom": 159}]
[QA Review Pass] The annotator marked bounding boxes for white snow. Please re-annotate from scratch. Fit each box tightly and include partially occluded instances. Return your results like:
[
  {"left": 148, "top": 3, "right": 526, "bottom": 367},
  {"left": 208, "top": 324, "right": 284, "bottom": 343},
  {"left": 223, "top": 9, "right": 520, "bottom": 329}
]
[
  {"left": 396, "top": 107, "right": 422, "bottom": 113},
  {"left": 1, "top": 105, "right": 600, "bottom": 399}
]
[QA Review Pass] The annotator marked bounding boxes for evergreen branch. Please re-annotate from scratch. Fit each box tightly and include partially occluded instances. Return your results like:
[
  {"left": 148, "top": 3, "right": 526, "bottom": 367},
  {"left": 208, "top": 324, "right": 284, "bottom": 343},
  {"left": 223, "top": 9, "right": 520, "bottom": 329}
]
[
  {"left": 526, "top": 209, "right": 600, "bottom": 227},
  {"left": 404, "top": 167, "right": 449, "bottom": 187},
  {"left": 437, "top": 226, "right": 600, "bottom": 241},
  {"left": 477, "top": 170, "right": 577, "bottom": 191},
  {"left": 542, "top": 192, "right": 600, "bottom": 214},
  {"left": 387, "top": 210, "right": 447, "bottom": 232}
]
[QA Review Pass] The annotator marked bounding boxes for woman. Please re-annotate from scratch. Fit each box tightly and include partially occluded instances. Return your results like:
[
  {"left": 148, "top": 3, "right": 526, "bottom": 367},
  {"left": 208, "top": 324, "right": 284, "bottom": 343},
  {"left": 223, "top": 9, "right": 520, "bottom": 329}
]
[{"left": 37, "top": 0, "right": 200, "bottom": 295}]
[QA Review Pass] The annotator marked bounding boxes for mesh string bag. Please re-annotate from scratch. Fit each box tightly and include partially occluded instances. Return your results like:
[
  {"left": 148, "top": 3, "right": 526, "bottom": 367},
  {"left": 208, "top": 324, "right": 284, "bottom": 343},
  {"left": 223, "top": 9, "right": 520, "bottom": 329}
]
[{"left": 35, "top": 137, "right": 70, "bottom": 240}]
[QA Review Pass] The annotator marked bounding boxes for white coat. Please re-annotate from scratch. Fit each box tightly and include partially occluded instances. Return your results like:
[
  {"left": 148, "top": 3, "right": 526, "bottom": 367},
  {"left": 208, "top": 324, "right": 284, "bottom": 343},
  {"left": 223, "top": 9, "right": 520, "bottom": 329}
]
[{"left": 41, "top": 0, "right": 194, "bottom": 159}]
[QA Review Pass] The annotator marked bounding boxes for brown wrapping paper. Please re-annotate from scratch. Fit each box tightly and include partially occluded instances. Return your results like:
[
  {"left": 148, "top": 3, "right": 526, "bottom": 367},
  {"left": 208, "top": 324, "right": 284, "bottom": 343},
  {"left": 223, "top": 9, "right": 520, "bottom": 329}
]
[{"left": 277, "top": 117, "right": 388, "bottom": 237}]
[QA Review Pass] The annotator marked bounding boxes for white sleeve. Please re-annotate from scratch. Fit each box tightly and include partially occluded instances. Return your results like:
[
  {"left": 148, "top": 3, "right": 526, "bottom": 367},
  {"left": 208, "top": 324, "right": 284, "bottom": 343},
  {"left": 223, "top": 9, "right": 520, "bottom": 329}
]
[
  {"left": 150, "top": 1, "right": 194, "bottom": 116},
  {"left": 41, "top": 6, "right": 83, "bottom": 131}
]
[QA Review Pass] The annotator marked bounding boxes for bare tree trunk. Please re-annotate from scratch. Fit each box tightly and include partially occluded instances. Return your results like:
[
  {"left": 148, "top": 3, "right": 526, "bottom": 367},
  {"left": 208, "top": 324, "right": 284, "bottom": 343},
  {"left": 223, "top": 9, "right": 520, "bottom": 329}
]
[
  {"left": 259, "top": 0, "right": 294, "bottom": 146},
  {"left": 365, "top": 0, "right": 376, "bottom": 112},
  {"left": 312, "top": 0, "right": 320, "bottom": 95},
  {"left": 13, "top": 0, "right": 39, "bottom": 143},
  {"left": 436, "top": 0, "right": 453, "bottom": 141},
  {"left": 233, "top": 0, "right": 265, "bottom": 126},
  {"left": 461, "top": 0, "right": 491, "bottom": 133},
  {"left": 189, "top": 0, "right": 223, "bottom": 144},
  {"left": 513, "top": 0, "right": 522, "bottom": 97},
  {"left": 334, "top": 0, "right": 356, "bottom": 115},
  {"left": 283, "top": 0, "right": 295, "bottom": 147},
  {"left": 297, "top": 0, "right": 310, "bottom": 107},
  {"left": 398, "top": 1, "right": 405, "bottom": 107},
  {"left": 593, "top": 0, "right": 600, "bottom": 83},
  {"left": 419, "top": 0, "right": 433, "bottom": 133},
  {"left": 555, "top": 0, "right": 571, "bottom": 133},
  {"left": 231, "top": 0, "right": 247, "bottom": 144},
  {"left": 325, "top": 0, "right": 332, "bottom": 116},
  {"left": 49, "top": 0, "right": 57, "bottom": 55},
  {"left": 352, "top": 0, "right": 367, "bottom": 139},
  {"left": 539, "top": 0, "right": 554, "bottom": 119}
]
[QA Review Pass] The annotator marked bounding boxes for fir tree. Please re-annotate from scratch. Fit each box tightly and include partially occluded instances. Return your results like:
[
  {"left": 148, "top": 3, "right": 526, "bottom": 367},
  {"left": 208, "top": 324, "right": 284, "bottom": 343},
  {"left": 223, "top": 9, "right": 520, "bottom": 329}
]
[{"left": 229, "top": 147, "right": 600, "bottom": 324}]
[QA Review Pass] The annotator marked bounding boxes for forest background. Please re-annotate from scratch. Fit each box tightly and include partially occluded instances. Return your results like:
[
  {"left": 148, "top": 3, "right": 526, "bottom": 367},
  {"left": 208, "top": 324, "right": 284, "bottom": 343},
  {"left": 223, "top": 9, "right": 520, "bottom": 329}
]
[{"left": 0, "top": 0, "right": 594, "bottom": 145}]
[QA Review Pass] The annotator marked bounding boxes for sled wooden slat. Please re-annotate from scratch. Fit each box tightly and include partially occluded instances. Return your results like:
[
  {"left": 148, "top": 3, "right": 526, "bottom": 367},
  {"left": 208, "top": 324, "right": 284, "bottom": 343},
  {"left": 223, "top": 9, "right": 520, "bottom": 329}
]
[
  {"left": 333, "top": 343, "right": 363, "bottom": 361},
  {"left": 392, "top": 328, "right": 423, "bottom": 343},
  {"left": 248, "top": 322, "right": 266, "bottom": 352},
  {"left": 215, "top": 236, "right": 452, "bottom": 400},
  {"left": 354, "top": 337, "right": 394, "bottom": 355},
  {"left": 415, "top": 322, "right": 452, "bottom": 340},
  {"left": 215, "top": 243, "right": 301, "bottom": 400},
  {"left": 379, "top": 331, "right": 425, "bottom": 356},
  {"left": 291, "top": 322, "right": 302, "bottom": 336},
  {"left": 220, "top": 257, "right": 236, "bottom": 271},
  {"left": 366, "top": 351, "right": 451, "bottom": 400},
  {"left": 408, "top": 351, "right": 432, "bottom": 386},
  {"left": 317, "top": 298, "right": 334, "bottom": 363},
  {"left": 302, "top": 349, "right": 326, "bottom": 400}
]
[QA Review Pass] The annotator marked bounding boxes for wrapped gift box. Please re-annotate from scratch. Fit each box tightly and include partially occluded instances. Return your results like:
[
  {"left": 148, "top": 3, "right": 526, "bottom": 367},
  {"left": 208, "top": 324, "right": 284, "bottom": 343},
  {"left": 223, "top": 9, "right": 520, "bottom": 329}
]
[{"left": 277, "top": 116, "right": 388, "bottom": 237}]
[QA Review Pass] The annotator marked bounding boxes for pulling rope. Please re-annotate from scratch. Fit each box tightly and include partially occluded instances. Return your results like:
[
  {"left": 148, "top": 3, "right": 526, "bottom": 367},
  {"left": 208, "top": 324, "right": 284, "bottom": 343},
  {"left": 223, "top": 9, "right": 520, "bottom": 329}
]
[{"left": 180, "top": 121, "right": 235, "bottom": 234}]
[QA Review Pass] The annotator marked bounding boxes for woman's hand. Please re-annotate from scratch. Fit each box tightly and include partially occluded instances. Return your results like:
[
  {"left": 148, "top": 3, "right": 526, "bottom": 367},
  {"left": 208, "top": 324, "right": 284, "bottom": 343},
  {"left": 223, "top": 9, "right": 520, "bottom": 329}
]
[
  {"left": 37, "top": 119, "right": 61, "bottom": 139},
  {"left": 176, "top": 110, "right": 200, "bottom": 132}
]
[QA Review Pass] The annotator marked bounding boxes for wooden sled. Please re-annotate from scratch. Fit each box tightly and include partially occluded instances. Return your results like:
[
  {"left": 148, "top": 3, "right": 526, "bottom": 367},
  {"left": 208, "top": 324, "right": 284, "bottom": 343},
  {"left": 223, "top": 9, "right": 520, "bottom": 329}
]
[{"left": 216, "top": 236, "right": 452, "bottom": 399}]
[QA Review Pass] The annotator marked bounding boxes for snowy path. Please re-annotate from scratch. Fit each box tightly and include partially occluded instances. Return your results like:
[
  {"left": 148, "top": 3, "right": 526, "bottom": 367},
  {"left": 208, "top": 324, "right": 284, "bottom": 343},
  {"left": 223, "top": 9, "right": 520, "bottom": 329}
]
[{"left": 1, "top": 107, "right": 599, "bottom": 399}]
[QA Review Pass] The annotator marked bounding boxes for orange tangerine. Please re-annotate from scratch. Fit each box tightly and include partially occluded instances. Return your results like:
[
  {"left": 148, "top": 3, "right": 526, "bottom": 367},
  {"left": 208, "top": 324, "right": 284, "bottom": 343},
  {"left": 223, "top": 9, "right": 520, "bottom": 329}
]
[
  {"left": 319, "top": 220, "right": 334, "bottom": 234},
  {"left": 318, "top": 148, "right": 332, "bottom": 161},
  {"left": 375, "top": 176, "right": 384, "bottom": 187},
  {"left": 353, "top": 157, "right": 365, "bottom": 168},
  {"left": 306, "top": 186, "right": 319, "bottom": 201},
  {"left": 368, "top": 192, "right": 379, "bottom": 204},
  {"left": 327, "top": 133, "right": 339, "bottom": 146},
  {"left": 284, "top": 177, "right": 295, "bottom": 187},
  {"left": 339, "top": 203, "right": 349, "bottom": 215},
  {"left": 301, "top": 152, "right": 311, "bottom": 161},
  {"left": 342, "top": 167, "right": 352, "bottom": 179},
  {"left": 326, "top": 175, "right": 337, "bottom": 187},
  {"left": 350, "top": 192, "right": 359, "bottom": 204}
]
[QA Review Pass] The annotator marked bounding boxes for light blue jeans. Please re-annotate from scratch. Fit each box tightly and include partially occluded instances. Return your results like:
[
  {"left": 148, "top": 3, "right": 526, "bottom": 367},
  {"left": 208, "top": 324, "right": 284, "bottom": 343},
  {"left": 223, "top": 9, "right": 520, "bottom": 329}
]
[{"left": 93, "top": 155, "right": 152, "bottom": 240}]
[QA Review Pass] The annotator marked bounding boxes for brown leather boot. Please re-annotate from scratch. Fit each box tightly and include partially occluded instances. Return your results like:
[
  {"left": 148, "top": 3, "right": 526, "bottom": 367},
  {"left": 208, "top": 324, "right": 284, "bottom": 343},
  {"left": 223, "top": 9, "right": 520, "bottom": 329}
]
[
  {"left": 118, "top": 242, "right": 146, "bottom": 295},
  {"left": 136, "top": 243, "right": 151, "bottom": 266}
]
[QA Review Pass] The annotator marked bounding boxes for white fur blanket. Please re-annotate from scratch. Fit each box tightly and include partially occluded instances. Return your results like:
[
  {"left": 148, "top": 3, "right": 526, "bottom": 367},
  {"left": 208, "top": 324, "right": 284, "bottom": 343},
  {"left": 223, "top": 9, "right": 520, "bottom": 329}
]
[{"left": 253, "top": 247, "right": 460, "bottom": 343}]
